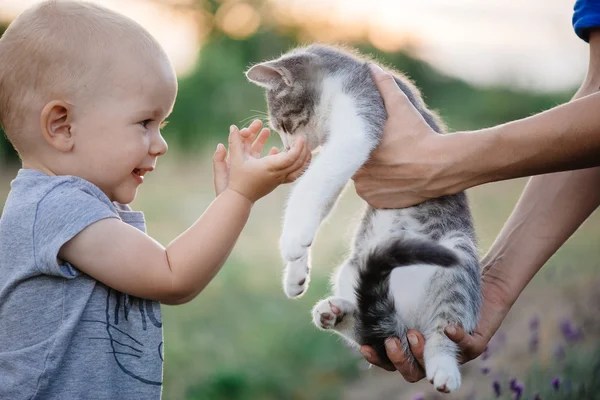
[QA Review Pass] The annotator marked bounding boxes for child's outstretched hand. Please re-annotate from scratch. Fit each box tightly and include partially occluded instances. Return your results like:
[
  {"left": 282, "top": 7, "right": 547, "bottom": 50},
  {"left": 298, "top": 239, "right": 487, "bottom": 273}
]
[{"left": 213, "top": 120, "right": 309, "bottom": 201}]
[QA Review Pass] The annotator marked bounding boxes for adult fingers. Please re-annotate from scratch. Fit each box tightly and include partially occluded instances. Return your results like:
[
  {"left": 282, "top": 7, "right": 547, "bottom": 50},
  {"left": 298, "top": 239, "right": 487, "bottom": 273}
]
[
  {"left": 406, "top": 330, "right": 426, "bottom": 370},
  {"left": 369, "top": 64, "right": 412, "bottom": 116},
  {"left": 385, "top": 336, "right": 426, "bottom": 383},
  {"left": 359, "top": 346, "right": 396, "bottom": 372},
  {"left": 444, "top": 325, "right": 485, "bottom": 364}
]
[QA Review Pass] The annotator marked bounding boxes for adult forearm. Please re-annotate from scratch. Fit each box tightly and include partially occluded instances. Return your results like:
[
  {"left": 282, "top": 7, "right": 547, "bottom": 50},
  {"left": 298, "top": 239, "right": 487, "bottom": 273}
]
[
  {"left": 481, "top": 167, "right": 600, "bottom": 306},
  {"left": 446, "top": 92, "right": 600, "bottom": 193},
  {"left": 165, "top": 188, "right": 252, "bottom": 302}
]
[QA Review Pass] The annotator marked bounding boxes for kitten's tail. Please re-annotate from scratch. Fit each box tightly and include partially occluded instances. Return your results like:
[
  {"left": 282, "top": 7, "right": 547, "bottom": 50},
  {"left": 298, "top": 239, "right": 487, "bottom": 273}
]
[
  {"left": 354, "top": 238, "right": 458, "bottom": 365},
  {"left": 363, "top": 238, "right": 458, "bottom": 279}
]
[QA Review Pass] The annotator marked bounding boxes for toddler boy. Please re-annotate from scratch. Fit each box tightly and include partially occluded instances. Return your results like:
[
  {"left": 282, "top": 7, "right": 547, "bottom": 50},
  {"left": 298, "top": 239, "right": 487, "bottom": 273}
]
[{"left": 0, "top": 1, "right": 308, "bottom": 398}]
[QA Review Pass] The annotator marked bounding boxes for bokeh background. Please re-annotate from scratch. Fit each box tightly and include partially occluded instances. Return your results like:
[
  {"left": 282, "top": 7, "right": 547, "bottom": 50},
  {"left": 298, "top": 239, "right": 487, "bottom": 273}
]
[{"left": 1, "top": 1, "right": 599, "bottom": 399}]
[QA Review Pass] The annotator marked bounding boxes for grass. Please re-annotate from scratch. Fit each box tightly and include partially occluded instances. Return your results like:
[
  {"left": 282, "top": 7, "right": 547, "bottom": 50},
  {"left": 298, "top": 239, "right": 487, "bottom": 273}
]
[{"left": 1, "top": 150, "right": 599, "bottom": 400}]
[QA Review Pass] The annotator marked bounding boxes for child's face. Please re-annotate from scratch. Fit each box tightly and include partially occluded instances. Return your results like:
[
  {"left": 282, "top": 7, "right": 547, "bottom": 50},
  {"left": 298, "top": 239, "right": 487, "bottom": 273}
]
[{"left": 70, "top": 55, "right": 177, "bottom": 204}]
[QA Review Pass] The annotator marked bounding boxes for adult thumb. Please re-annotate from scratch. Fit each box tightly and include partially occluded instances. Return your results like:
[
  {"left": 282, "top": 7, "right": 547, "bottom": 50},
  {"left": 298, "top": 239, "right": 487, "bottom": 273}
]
[{"left": 369, "top": 64, "right": 412, "bottom": 115}]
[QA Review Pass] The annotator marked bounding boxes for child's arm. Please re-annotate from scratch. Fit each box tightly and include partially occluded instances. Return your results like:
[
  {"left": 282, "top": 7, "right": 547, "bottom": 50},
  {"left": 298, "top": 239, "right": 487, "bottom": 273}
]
[{"left": 59, "top": 124, "right": 309, "bottom": 305}]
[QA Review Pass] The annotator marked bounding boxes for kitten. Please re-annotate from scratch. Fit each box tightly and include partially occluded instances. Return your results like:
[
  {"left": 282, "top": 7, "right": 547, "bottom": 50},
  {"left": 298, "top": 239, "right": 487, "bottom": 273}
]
[{"left": 246, "top": 44, "right": 481, "bottom": 393}]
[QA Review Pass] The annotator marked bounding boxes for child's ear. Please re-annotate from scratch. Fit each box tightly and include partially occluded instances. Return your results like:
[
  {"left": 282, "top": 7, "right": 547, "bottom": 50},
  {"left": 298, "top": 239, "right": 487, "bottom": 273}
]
[{"left": 40, "top": 100, "right": 74, "bottom": 152}]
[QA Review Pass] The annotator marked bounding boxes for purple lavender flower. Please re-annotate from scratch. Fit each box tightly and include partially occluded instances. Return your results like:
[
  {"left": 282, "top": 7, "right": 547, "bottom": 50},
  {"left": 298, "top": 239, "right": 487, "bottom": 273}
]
[
  {"left": 492, "top": 380, "right": 502, "bottom": 397},
  {"left": 559, "top": 318, "right": 584, "bottom": 342},
  {"left": 411, "top": 393, "right": 425, "bottom": 400},
  {"left": 552, "top": 377, "right": 561, "bottom": 391},
  {"left": 480, "top": 366, "right": 490, "bottom": 375},
  {"left": 529, "top": 315, "right": 540, "bottom": 331},
  {"left": 510, "top": 379, "right": 524, "bottom": 394},
  {"left": 514, "top": 382, "right": 524, "bottom": 393}
]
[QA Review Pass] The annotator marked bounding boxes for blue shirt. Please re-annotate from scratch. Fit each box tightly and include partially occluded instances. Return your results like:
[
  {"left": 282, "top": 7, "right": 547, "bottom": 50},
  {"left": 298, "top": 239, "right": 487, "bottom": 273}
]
[
  {"left": 0, "top": 169, "right": 163, "bottom": 399},
  {"left": 573, "top": 0, "right": 600, "bottom": 42}
]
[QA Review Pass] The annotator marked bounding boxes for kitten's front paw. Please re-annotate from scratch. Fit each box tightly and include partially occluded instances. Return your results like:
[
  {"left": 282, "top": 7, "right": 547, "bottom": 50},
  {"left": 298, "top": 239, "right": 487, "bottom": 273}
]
[
  {"left": 283, "top": 254, "right": 311, "bottom": 298},
  {"left": 280, "top": 215, "right": 318, "bottom": 262},
  {"left": 312, "top": 297, "right": 348, "bottom": 330},
  {"left": 426, "top": 355, "right": 461, "bottom": 393}
]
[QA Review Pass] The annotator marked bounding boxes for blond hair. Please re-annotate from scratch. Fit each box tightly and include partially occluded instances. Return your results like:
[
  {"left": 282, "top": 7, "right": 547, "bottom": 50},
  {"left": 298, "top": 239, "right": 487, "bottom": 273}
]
[{"left": 0, "top": 0, "right": 168, "bottom": 155}]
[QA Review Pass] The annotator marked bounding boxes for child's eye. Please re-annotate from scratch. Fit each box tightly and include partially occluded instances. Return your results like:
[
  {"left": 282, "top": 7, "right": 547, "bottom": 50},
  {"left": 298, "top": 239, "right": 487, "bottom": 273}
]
[
  {"left": 139, "top": 119, "right": 152, "bottom": 129},
  {"left": 159, "top": 120, "right": 169, "bottom": 130}
]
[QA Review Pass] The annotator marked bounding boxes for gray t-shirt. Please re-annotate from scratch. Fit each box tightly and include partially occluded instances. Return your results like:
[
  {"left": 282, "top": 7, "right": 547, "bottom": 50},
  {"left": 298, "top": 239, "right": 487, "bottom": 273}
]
[{"left": 0, "top": 169, "right": 163, "bottom": 399}]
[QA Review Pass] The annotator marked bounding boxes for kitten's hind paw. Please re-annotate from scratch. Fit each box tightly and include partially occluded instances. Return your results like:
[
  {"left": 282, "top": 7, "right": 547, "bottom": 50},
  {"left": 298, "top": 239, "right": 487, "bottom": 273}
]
[
  {"left": 283, "top": 255, "right": 311, "bottom": 298},
  {"left": 312, "top": 297, "right": 352, "bottom": 330},
  {"left": 426, "top": 355, "right": 461, "bottom": 393}
]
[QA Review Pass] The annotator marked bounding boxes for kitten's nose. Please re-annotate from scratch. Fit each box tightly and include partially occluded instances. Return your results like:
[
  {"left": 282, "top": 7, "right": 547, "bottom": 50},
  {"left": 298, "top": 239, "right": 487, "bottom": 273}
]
[{"left": 286, "top": 146, "right": 291, "bottom": 151}]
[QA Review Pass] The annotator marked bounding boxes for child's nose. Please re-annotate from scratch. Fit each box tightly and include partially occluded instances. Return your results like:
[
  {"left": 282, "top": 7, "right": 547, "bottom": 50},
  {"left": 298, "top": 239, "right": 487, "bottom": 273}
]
[{"left": 150, "top": 133, "right": 168, "bottom": 156}]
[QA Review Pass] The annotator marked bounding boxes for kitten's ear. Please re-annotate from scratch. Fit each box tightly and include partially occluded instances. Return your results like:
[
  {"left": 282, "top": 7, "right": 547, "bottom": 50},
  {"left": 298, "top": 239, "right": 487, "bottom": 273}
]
[{"left": 246, "top": 62, "right": 293, "bottom": 89}]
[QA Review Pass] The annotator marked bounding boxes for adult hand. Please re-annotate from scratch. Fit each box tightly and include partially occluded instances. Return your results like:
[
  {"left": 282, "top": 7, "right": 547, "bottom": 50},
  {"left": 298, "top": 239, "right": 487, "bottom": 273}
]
[
  {"left": 353, "top": 65, "right": 459, "bottom": 208},
  {"left": 359, "top": 270, "right": 513, "bottom": 381}
]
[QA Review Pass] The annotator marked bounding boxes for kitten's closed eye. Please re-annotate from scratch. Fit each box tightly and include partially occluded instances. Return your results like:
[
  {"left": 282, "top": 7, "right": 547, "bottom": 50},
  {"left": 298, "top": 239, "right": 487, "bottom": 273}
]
[{"left": 281, "top": 119, "right": 293, "bottom": 134}]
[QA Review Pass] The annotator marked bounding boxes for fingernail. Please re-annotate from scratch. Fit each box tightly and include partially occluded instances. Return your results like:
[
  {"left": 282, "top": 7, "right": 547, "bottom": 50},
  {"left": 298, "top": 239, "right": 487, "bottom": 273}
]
[
  {"left": 385, "top": 338, "right": 398, "bottom": 352},
  {"left": 360, "top": 348, "right": 373, "bottom": 359},
  {"left": 445, "top": 325, "right": 456, "bottom": 335},
  {"left": 407, "top": 334, "right": 418, "bottom": 346},
  {"left": 369, "top": 64, "right": 384, "bottom": 74},
  {"left": 230, "top": 125, "right": 235, "bottom": 133}
]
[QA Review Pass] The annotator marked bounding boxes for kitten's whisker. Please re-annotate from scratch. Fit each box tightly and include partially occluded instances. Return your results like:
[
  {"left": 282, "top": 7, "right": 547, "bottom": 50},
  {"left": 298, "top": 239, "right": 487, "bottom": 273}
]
[
  {"left": 249, "top": 109, "right": 268, "bottom": 116},
  {"left": 239, "top": 114, "right": 265, "bottom": 126}
]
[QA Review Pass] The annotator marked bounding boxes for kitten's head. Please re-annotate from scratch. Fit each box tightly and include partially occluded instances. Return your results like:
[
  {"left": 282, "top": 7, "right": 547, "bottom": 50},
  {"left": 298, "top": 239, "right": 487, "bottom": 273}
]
[{"left": 246, "top": 51, "right": 322, "bottom": 151}]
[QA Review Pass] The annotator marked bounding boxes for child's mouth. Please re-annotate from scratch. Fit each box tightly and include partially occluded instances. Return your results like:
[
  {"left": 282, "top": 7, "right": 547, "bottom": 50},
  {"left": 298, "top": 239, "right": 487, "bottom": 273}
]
[{"left": 131, "top": 168, "right": 145, "bottom": 183}]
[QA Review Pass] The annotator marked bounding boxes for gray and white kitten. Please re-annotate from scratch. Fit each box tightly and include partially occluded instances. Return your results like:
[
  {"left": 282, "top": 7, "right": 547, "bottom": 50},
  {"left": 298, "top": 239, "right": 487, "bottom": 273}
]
[{"left": 246, "top": 44, "right": 481, "bottom": 393}]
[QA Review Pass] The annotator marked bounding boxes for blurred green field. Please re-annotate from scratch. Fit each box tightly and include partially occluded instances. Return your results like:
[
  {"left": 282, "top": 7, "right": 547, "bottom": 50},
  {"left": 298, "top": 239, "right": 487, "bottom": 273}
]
[{"left": 2, "top": 151, "right": 598, "bottom": 400}]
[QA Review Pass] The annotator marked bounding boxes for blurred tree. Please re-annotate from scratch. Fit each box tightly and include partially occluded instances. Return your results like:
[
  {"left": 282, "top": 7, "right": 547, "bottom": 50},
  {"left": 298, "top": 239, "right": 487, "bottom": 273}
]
[
  {"left": 162, "top": 0, "right": 573, "bottom": 150},
  {"left": 0, "top": 21, "right": 19, "bottom": 166},
  {"left": 0, "top": 1, "right": 575, "bottom": 165}
]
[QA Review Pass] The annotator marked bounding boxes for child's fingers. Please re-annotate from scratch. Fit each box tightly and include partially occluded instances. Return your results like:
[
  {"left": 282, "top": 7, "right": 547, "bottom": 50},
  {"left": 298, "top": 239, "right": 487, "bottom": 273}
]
[
  {"left": 266, "top": 136, "right": 305, "bottom": 170},
  {"left": 251, "top": 128, "right": 271, "bottom": 157},
  {"left": 239, "top": 127, "right": 256, "bottom": 154},
  {"left": 268, "top": 147, "right": 279, "bottom": 156},
  {"left": 284, "top": 148, "right": 311, "bottom": 182},
  {"left": 282, "top": 142, "right": 309, "bottom": 175},
  {"left": 247, "top": 119, "right": 263, "bottom": 134},
  {"left": 228, "top": 125, "right": 244, "bottom": 163},
  {"left": 213, "top": 143, "right": 228, "bottom": 196}
]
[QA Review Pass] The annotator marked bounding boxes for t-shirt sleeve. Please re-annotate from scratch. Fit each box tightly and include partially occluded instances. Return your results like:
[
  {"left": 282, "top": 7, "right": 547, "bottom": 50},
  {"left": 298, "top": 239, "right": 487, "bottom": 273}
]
[
  {"left": 573, "top": 0, "right": 600, "bottom": 42},
  {"left": 33, "top": 183, "right": 118, "bottom": 277}
]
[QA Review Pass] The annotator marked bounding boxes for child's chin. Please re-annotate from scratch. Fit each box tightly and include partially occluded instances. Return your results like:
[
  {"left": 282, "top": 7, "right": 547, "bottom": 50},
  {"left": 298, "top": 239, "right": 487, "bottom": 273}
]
[{"left": 114, "top": 189, "right": 137, "bottom": 205}]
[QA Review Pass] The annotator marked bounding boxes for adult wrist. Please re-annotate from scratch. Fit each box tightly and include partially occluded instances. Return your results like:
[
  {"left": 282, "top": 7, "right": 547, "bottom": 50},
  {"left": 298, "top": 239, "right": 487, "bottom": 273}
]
[
  {"left": 481, "top": 251, "right": 533, "bottom": 312},
  {"left": 434, "top": 129, "right": 500, "bottom": 194}
]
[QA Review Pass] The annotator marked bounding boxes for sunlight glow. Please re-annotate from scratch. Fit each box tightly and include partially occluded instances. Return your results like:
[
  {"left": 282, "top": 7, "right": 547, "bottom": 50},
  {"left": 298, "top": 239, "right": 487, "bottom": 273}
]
[
  {"left": 216, "top": 2, "right": 261, "bottom": 39},
  {"left": 0, "top": 0, "right": 589, "bottom": 91}
]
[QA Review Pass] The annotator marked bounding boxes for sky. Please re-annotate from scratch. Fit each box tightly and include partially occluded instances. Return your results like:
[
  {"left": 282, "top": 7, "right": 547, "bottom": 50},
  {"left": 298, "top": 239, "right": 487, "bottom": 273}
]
[{"left": 0, "top": 0, "right": 589, "bottom": 92}]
